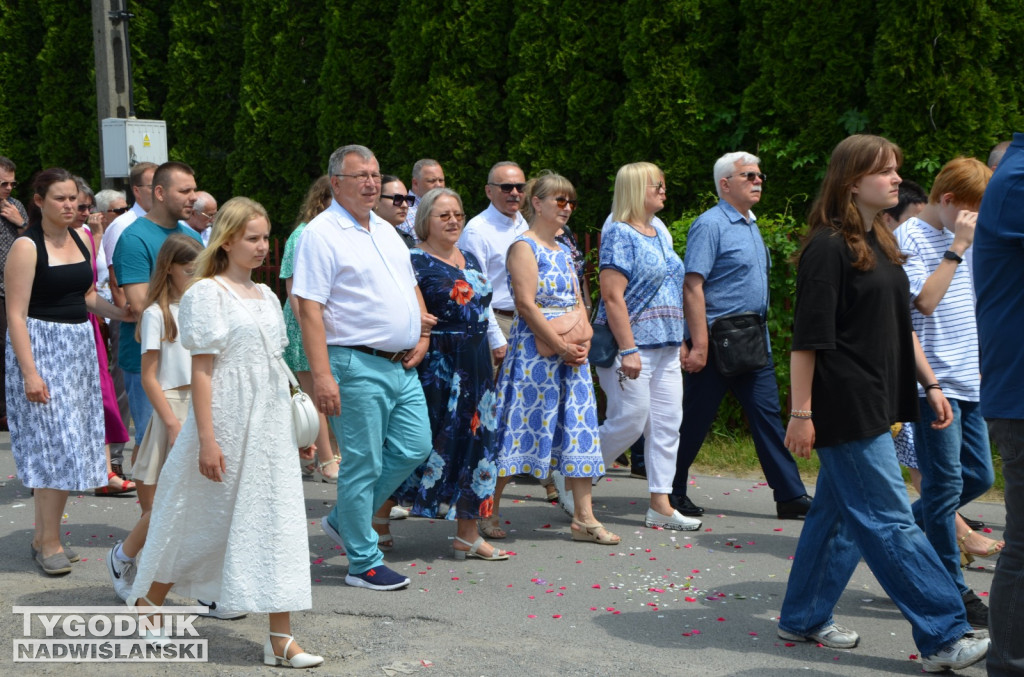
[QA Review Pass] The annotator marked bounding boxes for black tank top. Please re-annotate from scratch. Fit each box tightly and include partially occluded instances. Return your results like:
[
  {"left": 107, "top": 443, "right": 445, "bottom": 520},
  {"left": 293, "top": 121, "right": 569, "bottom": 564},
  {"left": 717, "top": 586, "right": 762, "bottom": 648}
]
[{"left": 25, "top": 226, "right": 93, "bottom": 323}]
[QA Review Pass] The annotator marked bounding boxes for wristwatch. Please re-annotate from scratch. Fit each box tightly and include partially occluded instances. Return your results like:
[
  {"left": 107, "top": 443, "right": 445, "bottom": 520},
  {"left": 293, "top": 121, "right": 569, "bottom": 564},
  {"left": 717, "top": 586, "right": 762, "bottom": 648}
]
[{"left": 943, "top": 250, "right": 963, "bottom": 264}]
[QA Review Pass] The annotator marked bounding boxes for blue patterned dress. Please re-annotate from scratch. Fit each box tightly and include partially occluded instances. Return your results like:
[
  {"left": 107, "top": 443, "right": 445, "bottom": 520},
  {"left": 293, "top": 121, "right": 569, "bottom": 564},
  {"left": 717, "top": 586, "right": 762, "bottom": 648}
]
[
  {"left": 394, "top": 249, "right": 499, "bottom": 520},
  {"left": 495, "top": 236, "right": 604, "bottom": 479}
]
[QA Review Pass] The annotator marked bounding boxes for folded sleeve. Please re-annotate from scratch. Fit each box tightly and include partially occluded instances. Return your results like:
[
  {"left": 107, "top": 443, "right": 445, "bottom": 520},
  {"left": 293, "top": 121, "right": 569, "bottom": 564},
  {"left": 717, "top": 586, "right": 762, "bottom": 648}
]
[
  {"left": 180, "top": 279, "right": 230, "bottom": 355},
  {"left": 139, "top": 305, "right": 165, "bottom": 353},
  {"left": 598, "top": 222, "right": 634, "bottom": 278}
]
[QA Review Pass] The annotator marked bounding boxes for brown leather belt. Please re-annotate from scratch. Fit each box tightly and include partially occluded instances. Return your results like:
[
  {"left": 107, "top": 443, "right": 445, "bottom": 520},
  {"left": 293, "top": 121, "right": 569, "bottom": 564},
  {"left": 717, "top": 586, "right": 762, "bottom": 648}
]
[
  {"left": 492, "top": 308, "right": 515, "bottom": 318},
  {"left": 346, "top": 345, "right": 410, "bottom": 363}
]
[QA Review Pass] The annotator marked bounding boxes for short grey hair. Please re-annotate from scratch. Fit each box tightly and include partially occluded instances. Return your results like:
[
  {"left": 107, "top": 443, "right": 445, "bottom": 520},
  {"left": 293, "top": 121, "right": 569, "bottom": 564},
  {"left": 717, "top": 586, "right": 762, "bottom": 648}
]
[
  {"left": 413, "top": 187, "right": 463, "bottom": 242},
  {"left": 95, "top": 189, "right": 126, "bottom": 212},
  {"left": 988, "top": 141, "right": 1011, "bottom": 170},
  {"left": 412, "top": 158, "right": 441, "bottom": 181},
  {"left": 193, "top": 191, "right": 215, "bottom": 214},
  {"left": 713, "top": 151, "right": 761, "bottom": 198},
  {"left": 487, "top": 160, "right": 521, "bottom": 184},
  {"left": 328, "top": 144, "right": 375, "bottom": 177},
  {"left": 74, "top": 176, "right": 94, "bottom": 202}
]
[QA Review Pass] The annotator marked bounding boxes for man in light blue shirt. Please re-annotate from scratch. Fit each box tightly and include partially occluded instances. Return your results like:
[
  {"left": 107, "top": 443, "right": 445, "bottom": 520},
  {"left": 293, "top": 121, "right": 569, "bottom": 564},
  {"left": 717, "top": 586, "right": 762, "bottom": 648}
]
[{"left": 672, "top": 152, "right": 809, "bottom": 520}]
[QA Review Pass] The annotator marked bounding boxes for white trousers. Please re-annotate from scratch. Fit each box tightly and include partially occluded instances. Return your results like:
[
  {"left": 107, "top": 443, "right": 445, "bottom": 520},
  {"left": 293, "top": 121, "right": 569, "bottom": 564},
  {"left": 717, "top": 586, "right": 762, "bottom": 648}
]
[{"left": 596, "top": 345, "right": 683, "bottom": 494}]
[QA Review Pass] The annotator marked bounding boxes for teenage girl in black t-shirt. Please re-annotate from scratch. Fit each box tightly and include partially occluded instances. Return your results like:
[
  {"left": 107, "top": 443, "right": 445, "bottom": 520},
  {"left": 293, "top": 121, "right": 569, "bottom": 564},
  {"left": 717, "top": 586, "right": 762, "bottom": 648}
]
[{"left": 775, "top": 135, "right": 989, "bottom": 671}]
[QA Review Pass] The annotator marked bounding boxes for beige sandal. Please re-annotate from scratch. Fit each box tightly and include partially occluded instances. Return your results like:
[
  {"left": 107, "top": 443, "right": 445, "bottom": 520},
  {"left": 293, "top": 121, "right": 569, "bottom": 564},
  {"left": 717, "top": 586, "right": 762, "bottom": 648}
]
[
  {"left": 571, "top": 518, "right": 621, "bottom": 545},
  {"left": 478, "top": 516, "right": 507, "bottom": 540},
  {"left": 958, "top": 528, "right": 1003, "bottom": 566}
]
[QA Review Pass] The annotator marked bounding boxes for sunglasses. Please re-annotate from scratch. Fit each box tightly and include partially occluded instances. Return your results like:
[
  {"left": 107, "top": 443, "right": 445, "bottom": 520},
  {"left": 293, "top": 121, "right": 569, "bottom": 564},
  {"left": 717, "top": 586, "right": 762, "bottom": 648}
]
[
  {"left": 431, "top": 211, "right": 465, "bottom": 223},
  {"left": 729, "top": 171, "right": 767, "bottom": 182},
  {"left": 552, "top": 196, "right": 578, "bottom": 210},
  {"left": 380, "top": 193, "right": 416, "bottom": 207},
  {"left": 76, "top": 204, "right": 94, "bottom": 213},
  {"left": 106, "top": 206, "right": 129, "bottom": 215},
  {"left": 0, "top": 181, "right": 18, "bottom": 190},
  {"left": 488, "top": 182, "right": 526, "bottom": 194}
]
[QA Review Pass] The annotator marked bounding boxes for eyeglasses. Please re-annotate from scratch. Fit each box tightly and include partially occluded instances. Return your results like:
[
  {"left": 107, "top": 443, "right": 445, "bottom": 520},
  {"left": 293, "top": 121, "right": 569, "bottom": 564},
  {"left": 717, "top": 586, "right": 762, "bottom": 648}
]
[
  {"left": 334, "top": 172, "right": 383, "bottom": 184},
  {"left": 431, "top": 211, "right": 465, "bottom": 223},
  {"left": 728, "top": 171, "right": 766, "bottom": 183},
  {"left": 488, "top": 182, "right": 526, "bottom": 194},
  {"left": 0, "top": 181, "right": 18, "bottom": 190},
  {"left": 105, "top": 206, "right": 129, "bottom": 215},
  {"left": 648, "top": 182, "right": 665, "bottom": 192},
  {"left": 381, "top": 193, "right": 417, "bottom": 207},
  {"left": 200, "top": 211, "right": 217, "bottom": 221},
  {"left": 552, "top": 196, "right": 578, "bottom": 210},
  {"left": 76, "top": 204, "right": 94, "bottom": 213}
]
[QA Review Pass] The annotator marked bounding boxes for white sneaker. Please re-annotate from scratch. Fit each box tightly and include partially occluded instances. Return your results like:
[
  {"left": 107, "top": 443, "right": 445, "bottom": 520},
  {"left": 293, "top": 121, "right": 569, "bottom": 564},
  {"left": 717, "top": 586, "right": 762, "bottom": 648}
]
[
  {"left": 921, "top": 633, "right": 989, "bottom": 672},
  {"left": 196, "top": 600, "right": 247, "bottom": 620},
  {"left": 551, "top": 471, "right": 573, "bottom": 516},
  {"left": 389, "top": 505, "right": 410, "bottom": 520},
  {"left": 105, "top": 543, "right": 135, "bottom": 602},
  {"left": 778, "top": 622, "right": 860, "bottom": 649},
  {"left": 644, "top": 508, "right": 701, "bottom": 531}
]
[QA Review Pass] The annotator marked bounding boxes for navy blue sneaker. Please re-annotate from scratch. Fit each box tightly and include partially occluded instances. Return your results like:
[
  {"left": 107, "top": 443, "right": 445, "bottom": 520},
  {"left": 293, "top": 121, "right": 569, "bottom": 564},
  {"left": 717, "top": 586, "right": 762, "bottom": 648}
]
[{"left": 345, "top": 565, "right": 410, "bottom": 591}]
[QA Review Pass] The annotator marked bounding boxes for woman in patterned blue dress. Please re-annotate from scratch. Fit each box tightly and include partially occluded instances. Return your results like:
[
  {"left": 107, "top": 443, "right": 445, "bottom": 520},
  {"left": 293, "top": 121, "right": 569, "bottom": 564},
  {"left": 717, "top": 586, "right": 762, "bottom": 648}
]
[
  {"left": 388, "top": 188, "right": 509, "bottom": 561},
  {"left": 490, "top": 173, "right": 619, "bottom": 545}
]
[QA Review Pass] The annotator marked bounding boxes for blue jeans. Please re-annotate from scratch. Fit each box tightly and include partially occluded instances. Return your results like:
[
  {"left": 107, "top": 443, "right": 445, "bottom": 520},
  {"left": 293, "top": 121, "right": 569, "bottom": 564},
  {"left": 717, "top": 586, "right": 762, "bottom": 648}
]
[
  {"left": 987, "top": 419, "right": 1024, "bottom": 675},
  {"left": 779, "top": 432, "right": 970, "bottom": 656},
  {"left": 123, "top": 370, "right": 153, "bottom": 448},
  {"left": 324, "top": 347, "right": 431, "bottom": 574},
  {"left": 674, "top": 352, "right": 805, "bottom": 502},
  {"left": 911, "top": 398, "right": 993, "bottom": 594}
]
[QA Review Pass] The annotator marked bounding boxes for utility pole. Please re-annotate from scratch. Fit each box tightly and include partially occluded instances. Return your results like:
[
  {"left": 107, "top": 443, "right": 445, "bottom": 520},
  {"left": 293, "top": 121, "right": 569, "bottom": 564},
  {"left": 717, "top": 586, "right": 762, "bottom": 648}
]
[{"left": 92, "top": 0, "right": 132, "bottom": 188}]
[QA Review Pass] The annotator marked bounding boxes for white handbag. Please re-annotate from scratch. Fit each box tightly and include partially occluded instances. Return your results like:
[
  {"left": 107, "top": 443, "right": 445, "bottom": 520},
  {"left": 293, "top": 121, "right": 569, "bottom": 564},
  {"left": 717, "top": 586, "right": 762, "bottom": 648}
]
[{"left": 216, "top": 277, "right": 320, "bottom": 449}]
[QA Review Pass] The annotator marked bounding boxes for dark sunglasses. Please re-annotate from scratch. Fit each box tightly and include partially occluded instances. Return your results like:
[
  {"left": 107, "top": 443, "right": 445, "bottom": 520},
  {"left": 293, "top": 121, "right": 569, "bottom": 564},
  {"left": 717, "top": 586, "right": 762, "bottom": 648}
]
[
  {"left": 553, "top": 196, "right": 578, "bottom": 210},
  {"left": 729, "top": 171, "right": 767, "bottom": 182},
  {"left": 106, "top": 206, "right": 129, "bottom": 215},
  {"left": 76, "top": 204, "right": 94, "bottom": 213},
  {"left": 488, "top": 182, "right": 526, "bottom": 194},
  {"left": 380, "top": 193, "right": 416, "bottom": 207},
  {"left": 0, "top": 181, "right": 18, "bottom": 190}
]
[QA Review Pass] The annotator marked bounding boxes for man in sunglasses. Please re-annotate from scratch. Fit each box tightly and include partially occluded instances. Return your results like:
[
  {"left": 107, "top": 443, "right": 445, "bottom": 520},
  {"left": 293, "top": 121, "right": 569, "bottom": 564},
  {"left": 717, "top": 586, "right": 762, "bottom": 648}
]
[
  {"left": 458, "top": 160, "right": 529, "bottom": 369},
  {"left": 0, "top": 156, "right": 28, "bottom": 430},
  {"left": 399, "top": 158, "right": 445, "bottom": 241},
  {"left": 374, "top": 175, "right": 417, "bottom": 248},
  {"left": 672, "top": 151, "right": 811, "bottom": 521}
]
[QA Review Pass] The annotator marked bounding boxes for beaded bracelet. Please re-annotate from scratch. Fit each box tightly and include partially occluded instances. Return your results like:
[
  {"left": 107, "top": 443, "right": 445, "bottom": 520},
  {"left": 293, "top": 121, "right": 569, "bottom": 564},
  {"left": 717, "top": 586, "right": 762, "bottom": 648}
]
[
  {"left": 790, "top": 413, "right": 812, "bottom": 420},
  {"left": 618, "top": 347, "right": 639, "bottom": 357},
  {"left": 790, "top": 409, "right": 812, "bottom": 420}
]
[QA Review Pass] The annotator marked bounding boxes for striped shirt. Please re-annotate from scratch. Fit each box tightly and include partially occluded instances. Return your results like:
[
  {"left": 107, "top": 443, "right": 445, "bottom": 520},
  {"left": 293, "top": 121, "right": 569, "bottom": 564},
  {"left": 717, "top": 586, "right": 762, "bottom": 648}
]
[{"left": 896, "top": 216, "right": 980, "bottom": 401}]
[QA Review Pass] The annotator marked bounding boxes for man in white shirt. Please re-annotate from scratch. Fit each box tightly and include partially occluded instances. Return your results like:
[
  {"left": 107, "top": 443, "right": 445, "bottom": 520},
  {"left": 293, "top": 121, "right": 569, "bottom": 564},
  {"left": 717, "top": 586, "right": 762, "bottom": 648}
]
[
  {"left": 293, "top": 144, "right": 434, "bottom": 592},
  {"left": 399, "top": 158, "right": 445, "bottom": 240},
  {"left": 186, "top": 191, "right": 217, "bottom": 246},
  {"left": 458, "top": 160, "right": 528, "bottom": 360}
]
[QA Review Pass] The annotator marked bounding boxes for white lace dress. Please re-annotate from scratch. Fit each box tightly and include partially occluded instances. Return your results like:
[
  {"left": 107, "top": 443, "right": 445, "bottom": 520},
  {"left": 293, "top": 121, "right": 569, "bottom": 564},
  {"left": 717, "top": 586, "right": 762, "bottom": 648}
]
[{"left": 129, "top": 279, "right": 311, "bottom": 613}]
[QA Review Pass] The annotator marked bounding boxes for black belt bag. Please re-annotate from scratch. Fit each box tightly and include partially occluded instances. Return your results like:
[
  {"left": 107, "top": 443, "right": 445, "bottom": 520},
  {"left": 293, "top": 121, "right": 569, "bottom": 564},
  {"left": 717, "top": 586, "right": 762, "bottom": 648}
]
[{"left": 708, "top": 312, "right": 770, "bottom": 378}]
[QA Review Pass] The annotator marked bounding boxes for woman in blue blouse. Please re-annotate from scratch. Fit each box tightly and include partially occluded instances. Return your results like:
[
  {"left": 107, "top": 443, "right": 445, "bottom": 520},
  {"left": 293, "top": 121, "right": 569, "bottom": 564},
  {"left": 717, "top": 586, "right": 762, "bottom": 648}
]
[{"left": 593, "top": 163, "right": 700, "bottom": 531}]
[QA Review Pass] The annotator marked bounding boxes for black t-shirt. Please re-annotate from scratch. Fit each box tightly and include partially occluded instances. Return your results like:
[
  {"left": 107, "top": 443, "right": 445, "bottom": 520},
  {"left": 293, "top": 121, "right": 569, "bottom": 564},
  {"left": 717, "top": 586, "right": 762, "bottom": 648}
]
[{"left": 792, "top": 228, "right": 919, "bottom": 448}]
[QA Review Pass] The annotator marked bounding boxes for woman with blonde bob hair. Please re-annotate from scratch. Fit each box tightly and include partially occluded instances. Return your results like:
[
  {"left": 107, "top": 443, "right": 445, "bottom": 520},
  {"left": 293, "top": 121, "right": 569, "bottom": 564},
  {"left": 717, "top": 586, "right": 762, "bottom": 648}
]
[
  {"left": 592, "top": 162, "right": 696, "bottom": 531},
  {"left": 130, "top": 196, "right": 323, "bottom": 668},
  {"left": 777, "top": 135, "right": 988, "bottom": 671},
  {"left": 490, "top": 172, "right": 616, "bottom": 545}
]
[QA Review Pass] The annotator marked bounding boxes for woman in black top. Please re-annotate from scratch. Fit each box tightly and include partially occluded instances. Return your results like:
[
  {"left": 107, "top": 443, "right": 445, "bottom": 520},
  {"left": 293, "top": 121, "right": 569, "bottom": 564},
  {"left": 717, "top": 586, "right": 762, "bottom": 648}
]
[
  {"left": 5, "top": 168, "right": 131, "bottom": 575},
  {"left": 775, "top": 135, "right": 988, "bottom": 671}
]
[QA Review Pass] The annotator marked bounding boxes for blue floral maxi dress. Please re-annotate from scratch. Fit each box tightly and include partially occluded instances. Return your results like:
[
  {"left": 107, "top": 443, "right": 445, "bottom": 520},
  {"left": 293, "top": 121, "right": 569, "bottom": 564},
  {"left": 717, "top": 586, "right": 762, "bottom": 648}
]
[
  {"left": 495, "top": 236, "right": 605, "bottom": 479},
  {"left": 394, "top": 249, "right": 499, "bottom": 520}
]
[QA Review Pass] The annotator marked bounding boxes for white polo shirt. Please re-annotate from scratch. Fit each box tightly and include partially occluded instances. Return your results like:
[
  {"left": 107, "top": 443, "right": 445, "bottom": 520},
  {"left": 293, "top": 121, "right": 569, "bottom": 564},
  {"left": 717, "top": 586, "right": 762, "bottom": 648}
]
[
  {"left": 292, "top": 200, "right": 420, "bottom": 352},
  {"left": 102, "top": 202, "right": 146, "bottom": 265},
  {"left": 459, "top": 203, "right": 528, "bottom": 313}
]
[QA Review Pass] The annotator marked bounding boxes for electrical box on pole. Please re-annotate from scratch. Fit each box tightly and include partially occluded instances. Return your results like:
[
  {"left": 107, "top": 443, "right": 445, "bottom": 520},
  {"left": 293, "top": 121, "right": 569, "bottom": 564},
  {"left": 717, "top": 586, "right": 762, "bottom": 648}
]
[{"left": 100, "top": 119, "right": 168, "bottom": 178}]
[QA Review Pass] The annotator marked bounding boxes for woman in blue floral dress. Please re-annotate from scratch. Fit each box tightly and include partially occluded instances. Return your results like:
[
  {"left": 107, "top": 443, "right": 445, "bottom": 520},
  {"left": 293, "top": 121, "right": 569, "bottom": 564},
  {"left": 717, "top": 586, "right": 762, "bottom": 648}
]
[
  {"left": 391, "top": 188, "right": 509, "bottom": 561},
  {"left": 489, "top": 172, "right": 619, "bottom": 546}
]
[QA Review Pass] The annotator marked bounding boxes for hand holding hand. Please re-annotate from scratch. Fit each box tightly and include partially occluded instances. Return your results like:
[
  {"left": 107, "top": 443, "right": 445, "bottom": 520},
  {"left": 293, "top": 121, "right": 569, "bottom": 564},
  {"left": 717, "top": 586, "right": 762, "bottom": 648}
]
[{"left": 682, "top": 347, "right": 707, "bottom": 373}]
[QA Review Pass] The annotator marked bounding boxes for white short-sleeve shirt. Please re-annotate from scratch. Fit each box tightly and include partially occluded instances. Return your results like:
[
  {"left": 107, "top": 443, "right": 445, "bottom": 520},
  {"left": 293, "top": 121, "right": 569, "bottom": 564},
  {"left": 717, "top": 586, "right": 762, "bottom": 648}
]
[
  {"left": 291, "top": 200, "right": 420, "bottom": 352},
  {"left": 458, "top": 203, "right": 528, "bottom": 312},
  {"left": 140, "top": 303, "right": 192, "bottom": 390}
]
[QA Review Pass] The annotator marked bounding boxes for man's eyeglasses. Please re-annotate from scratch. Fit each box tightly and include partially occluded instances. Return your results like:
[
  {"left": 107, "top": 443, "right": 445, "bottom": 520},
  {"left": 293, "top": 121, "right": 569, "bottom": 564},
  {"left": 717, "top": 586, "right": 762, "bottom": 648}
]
[
  {"left": 200, "top": 211, "right": 217, "bottom": 221},
  {"left": 552, "top": 196, "right": 578, "bottom": 210},
  {"left": 728, "top": 171, "right": 767, "bottom": 183},
  {"left": 488, "top": 182, "right": 526, "bottom": 194},
  {"left": 105, "top": 206, "right": 129, "bottom": 215},
  {"left": 381, "top": 193, "right": 417, "bottom": 207},
  {"left": 431, "top": 211, "right": 465, "bottom": 223},
  {"left": 0, "top": 181, "right": 18, "bottom": 190},
  {"left": 334, "top": 172, "right": 383, "bottom": 184}
]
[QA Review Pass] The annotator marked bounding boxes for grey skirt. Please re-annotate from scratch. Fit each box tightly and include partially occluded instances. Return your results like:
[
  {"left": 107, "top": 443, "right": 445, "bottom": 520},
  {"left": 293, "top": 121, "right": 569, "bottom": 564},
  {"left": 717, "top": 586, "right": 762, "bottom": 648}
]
[{"left": 6, "top": 317, "right": 106, "bottom": 490}]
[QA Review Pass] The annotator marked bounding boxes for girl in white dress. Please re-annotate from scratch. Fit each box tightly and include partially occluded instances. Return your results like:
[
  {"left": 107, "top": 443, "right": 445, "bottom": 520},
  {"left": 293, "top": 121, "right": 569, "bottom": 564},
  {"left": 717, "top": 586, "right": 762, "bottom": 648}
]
[{"left": 129, "top": 197, "right": 322, "bottom": 669}]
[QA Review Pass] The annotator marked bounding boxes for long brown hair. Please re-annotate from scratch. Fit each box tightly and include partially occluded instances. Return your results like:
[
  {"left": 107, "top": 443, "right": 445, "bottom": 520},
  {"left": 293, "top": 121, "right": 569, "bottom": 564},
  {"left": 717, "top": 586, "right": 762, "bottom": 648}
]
[
  {"left": 134, "top": 234, "right": 203, "bottom": 343},
  {"left": 801, "top": 134, "right": 905, "bottom": 271}
]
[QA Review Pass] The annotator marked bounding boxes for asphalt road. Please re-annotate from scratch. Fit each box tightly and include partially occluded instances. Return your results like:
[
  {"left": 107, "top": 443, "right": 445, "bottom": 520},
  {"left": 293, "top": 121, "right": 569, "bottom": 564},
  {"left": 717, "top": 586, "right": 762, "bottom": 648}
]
[{"left": 0, "top": 432, "right": 1002, "bottom": 676}]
